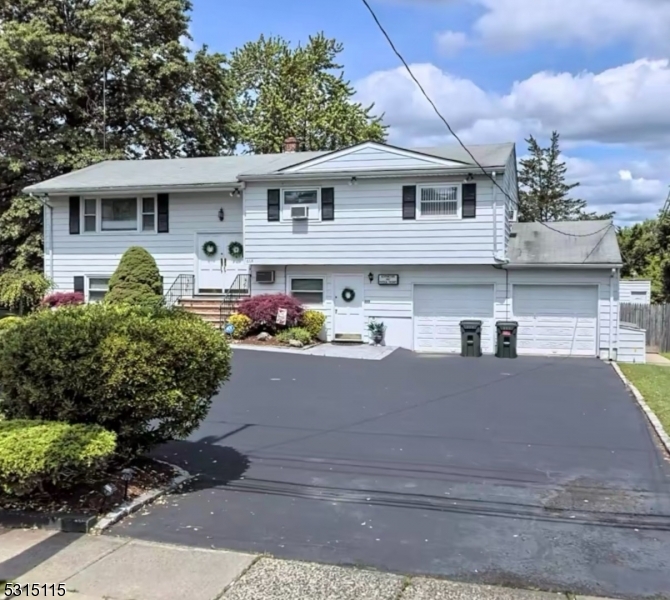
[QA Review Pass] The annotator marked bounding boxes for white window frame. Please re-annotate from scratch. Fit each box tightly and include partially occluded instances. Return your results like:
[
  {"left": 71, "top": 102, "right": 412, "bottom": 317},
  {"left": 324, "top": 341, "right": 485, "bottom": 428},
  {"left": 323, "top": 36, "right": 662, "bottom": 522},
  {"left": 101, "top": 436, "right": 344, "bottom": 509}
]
[
  {"left": 290, "top": 277, "right": 325, "bottom": 305},
  {"left": 417, "top": 184, "right": 461, "bottom": 220},
  {"left": 281, "top": 187, "right": 321, "bottom": 222},
  {"left": 80, "top": 196, "right": 157, "bottom": 234},
  {"left": 86, "top": 275, "right": 111, "bottom": 303}
]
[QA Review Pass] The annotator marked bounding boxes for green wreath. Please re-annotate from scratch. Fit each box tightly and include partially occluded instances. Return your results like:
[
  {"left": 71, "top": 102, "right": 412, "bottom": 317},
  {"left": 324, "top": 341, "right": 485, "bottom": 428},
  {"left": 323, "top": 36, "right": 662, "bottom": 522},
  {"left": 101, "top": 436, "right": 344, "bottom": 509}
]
[
  {"left": 202, "top": 240, "right": 218, "bottom": 257},
  {"left": 228, "top": 241, "right": 244, "bottom": 259},
  {"left": 342, "top": 287, "right": 356, "bottom": 303}
]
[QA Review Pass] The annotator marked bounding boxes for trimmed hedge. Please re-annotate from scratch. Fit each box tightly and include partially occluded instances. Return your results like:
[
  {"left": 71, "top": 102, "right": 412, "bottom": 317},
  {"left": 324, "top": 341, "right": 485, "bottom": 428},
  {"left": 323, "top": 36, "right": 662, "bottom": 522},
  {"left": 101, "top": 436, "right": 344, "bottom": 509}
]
[
  {"left": 105, "top": 247, "right": 163, "bottom": 306},
  {"left": 0, "top": 420, "right": 117, "bottom": 496},
  {"left": 0, "top": 304, "right": 231, "bottom": 458},
  {"left": 237, "top": 294, "right": 303, "bottom": 333},
  {"left": 301, "top": 310, "right": 326, "bottom": 339}
]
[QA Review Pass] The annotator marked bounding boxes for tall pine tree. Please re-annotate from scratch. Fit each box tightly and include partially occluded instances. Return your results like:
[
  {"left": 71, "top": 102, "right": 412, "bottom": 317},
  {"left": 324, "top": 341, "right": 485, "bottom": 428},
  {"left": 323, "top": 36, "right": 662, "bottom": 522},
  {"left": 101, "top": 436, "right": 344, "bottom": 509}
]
[
  {"left": 518, "top": 132, "right": 613, "bottom": 222},
  {"left": 0, "top": 0, "right": 237, "bottom": 271}
]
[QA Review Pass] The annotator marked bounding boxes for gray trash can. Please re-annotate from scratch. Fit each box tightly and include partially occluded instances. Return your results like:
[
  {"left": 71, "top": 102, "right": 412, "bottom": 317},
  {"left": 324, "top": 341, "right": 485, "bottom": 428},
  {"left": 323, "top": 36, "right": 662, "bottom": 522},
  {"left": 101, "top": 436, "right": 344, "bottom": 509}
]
[
  {"left": 495, "top": 321, "right": 518, "bottom": 358},
  {"left": 460, "top": 320, "right": 483, "bottom": 357}
]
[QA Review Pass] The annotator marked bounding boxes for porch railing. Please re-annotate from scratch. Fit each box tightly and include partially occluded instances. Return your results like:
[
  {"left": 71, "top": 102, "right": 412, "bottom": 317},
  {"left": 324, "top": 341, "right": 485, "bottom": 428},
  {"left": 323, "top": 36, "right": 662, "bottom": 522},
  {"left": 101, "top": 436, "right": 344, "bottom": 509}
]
[
  {"left": 220, "top": 274, "right": 251, "bottom": 329},
  {"left": 164, "top": 274, "right": 195, "bottom": 308}
]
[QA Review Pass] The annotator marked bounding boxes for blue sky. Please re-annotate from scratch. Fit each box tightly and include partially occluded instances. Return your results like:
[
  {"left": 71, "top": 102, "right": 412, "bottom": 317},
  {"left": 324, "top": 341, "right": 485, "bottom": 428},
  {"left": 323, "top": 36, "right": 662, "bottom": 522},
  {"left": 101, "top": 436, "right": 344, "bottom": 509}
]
[{"left": 189, "top": 0, "right": 670, "bottom": 224}]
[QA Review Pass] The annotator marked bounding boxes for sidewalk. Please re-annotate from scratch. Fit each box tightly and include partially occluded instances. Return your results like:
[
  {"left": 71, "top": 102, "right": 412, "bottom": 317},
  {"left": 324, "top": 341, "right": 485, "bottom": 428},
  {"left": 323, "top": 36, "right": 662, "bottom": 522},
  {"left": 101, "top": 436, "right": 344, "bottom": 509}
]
[{"left": 0, "top": 528, "right": 618, "bottom": 600}]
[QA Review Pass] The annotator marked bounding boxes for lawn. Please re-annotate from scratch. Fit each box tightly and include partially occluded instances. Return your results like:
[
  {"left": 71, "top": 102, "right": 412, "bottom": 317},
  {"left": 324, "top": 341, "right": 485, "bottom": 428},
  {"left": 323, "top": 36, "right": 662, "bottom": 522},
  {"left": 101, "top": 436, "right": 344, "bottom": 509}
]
[{"left": 620, "top": 363, "right": 670, "bottom": 434}]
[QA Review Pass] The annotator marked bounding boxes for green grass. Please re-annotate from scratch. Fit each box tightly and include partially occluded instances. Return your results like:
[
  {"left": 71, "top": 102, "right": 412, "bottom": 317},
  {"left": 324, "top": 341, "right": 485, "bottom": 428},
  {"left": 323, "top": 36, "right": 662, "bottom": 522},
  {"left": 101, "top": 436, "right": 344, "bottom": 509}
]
[
  {"left": 620, "top": 363, "right": 670, "bottom": 434},
  {"left": 661, "top": 353, "right": 670, "bottom": 361}
]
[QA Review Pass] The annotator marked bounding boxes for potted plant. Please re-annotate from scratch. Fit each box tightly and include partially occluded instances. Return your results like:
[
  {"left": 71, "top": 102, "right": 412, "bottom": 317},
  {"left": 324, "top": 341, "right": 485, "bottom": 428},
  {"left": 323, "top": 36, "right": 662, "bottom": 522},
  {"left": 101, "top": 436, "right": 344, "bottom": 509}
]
[{"left": 367, "top": 319, "right": 386, "bottom": 345}]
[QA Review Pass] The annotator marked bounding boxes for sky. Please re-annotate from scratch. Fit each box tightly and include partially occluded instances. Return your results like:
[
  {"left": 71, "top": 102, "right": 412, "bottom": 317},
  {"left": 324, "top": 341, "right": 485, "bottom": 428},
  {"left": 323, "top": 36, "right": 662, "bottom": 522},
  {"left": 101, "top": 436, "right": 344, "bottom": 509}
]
[{"left": 188, "top": 0, "right": 670, "bottom": 225}]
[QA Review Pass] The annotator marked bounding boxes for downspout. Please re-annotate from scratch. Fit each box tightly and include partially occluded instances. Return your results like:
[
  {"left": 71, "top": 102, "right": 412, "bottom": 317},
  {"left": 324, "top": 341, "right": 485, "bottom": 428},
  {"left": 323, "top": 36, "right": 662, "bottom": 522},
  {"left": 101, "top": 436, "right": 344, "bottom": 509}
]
[
  {"left": 30, "top": 193, "right": 54, "bottom": 284},
  {"left": 491, "top": 171, "right": 498, "bottom": 257},
  {"left": 609, "top": 267, "right": 616, "bottom": 361}
]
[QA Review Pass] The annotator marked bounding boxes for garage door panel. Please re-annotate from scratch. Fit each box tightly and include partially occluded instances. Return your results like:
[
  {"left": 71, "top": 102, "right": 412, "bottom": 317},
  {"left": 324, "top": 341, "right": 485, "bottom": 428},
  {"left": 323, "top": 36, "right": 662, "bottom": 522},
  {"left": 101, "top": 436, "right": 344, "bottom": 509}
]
[
  {"left": 513, "top": 285, "right": 597, "bottom": 357},
  {"left": 414, "top": 285, "right": 495, "bottom": 353}
]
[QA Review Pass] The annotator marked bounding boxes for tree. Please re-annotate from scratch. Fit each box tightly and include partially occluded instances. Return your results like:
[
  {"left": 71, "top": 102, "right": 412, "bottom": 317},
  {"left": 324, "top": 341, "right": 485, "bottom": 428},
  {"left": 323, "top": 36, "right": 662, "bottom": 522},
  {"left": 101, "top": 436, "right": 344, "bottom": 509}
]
[
  {"left": 0, "top": 0, "right": 237, "bottom": 271},
  {"left": 105, "top": 247, "right": 163, "bottom": 306},
  {"left": 518, "top": 132, "right": 614, "bottom": 222},
  {"left": 229, "top": 33, "right": 387, "bottom": 154}
]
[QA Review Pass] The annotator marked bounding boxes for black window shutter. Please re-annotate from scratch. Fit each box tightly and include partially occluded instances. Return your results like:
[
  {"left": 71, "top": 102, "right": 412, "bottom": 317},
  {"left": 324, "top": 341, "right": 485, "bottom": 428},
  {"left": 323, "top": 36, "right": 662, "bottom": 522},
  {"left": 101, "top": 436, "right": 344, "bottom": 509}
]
[
  {"left": 69, "top": 196, "right": 80, "bottom": 234},
  {"left": 73, "top": 276, "right": 84, "bottom": 294},
  {"left": 322, "top": 187, "right": 335, "bottom": 221},
  {"left": 402, "top": 186, "right": 416, "bottom": 220},
  {"left": 267, "top": 189, "right": 280, "bottom": 222},
  {"left": 462, "top": 183, "right": 477, "bottom": 218},
  {"left": 157, "top": 193, "right": 169, "bottom": 233}
]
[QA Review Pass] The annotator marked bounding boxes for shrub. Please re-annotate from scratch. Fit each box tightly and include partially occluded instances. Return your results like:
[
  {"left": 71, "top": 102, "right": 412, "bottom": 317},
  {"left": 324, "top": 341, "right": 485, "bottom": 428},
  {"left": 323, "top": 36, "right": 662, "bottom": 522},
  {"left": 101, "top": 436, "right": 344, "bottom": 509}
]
[
  {"left": 0, "top": 316, "right": 22, "bottom": 332},
  {"left": 0, "top": 420, "right": 116, "bottom": 496},
  {"left": 105, "top": 247, "right": 163, "bottom": 307},
  {"left": 227, "top": 313, "right": 252, "bottom": 339},
  {"left": 301, "top": 310, "right": 326, "bottom": 339},
  {"left": 40, "top": 291, "right": 84, "bottom": 309},
  {"left": 0, "top": 270, "right": 51, "bottom": 315},
  {"left": 237, "top": 294, "right": 303, "bottom": 333},
  {"left": 0, "top": 303, "right": 232, "bottom": 458},
  {"left": 276, "top": 327, "right": 313, "bottom": 345}
]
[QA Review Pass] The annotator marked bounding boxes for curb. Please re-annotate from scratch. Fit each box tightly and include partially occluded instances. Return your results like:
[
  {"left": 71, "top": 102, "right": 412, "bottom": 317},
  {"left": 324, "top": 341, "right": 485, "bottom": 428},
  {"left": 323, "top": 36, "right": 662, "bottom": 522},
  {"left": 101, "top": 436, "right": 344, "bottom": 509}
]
[
  {"left": 0, "top": 510, "right": 97, "bottom": 533},
  {"left": 92, "top": 461, "right": 195, "bottom": 534},
  {"left": 611, "top": 362, "right": 670, "bottom": 455}
]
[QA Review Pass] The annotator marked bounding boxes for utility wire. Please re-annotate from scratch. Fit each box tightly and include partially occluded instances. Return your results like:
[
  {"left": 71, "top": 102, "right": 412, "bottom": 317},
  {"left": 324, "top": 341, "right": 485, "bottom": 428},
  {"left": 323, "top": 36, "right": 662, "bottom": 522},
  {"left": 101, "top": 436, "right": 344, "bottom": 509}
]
[{"left": 360, "top": 0, "right": 613, "bottom": 239}]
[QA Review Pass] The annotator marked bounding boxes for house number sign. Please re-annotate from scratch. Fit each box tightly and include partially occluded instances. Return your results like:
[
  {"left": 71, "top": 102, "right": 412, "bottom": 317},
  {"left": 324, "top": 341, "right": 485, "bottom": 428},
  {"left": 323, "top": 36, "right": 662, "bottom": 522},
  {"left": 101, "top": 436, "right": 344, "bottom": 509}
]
[{"left": 378, "top": 274, "right": 399, "bottom": 286}]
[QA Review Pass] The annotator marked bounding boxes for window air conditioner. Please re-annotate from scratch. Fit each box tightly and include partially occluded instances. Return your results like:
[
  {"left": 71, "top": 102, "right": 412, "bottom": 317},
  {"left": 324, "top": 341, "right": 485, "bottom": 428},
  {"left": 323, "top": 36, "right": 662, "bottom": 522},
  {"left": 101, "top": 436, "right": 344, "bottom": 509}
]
[
  {"left": 255, "top": 270, "right": 275, "bottom": 284},
  {"left": 291, "top": 205, "right": 308, "bottom": 220}
]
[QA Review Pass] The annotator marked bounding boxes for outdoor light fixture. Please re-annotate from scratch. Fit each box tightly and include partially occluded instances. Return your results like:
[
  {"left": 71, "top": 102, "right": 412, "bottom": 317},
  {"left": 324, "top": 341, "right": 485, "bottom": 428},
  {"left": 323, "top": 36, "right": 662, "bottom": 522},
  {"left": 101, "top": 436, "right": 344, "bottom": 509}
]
[
  {"left": 465, "top": 173, "right": 474, "bottom": 182},
  {"left": 218, "top": 208, "right": 225, "bottom": 221},
  {"left": 349, "top": 176, "right": 358, "bottom": 186},
  {"left": 121, "top": 467, "right": 135, "bottom": 501},
  {"left": 368, "top": 272, "right": 374, "bottom": 283},
  {"left": 229, "top": 187, "right": 241, "bottom": 197},
  {"left": 102, "top": 483, "right": 117, "bottom": 497}
]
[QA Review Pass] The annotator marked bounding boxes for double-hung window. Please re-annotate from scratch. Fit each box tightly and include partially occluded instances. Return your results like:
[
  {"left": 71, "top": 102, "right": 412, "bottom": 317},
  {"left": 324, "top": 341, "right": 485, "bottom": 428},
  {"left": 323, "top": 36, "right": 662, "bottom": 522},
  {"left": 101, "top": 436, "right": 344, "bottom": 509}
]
[
  {"left": 291, "top": 278, "right": 324, "bottom": 304},
  {"left": 87, "top": 277, "right": 110, "bottom": 302},
  {"left": 418, "top": 185, "right": 460, "bottom": 218},
  {"left": 283, "top": 189, "right": 320, "bottom": 220},
  {"left": 82, "top": 197, "right": 157, "bottom": 233}
]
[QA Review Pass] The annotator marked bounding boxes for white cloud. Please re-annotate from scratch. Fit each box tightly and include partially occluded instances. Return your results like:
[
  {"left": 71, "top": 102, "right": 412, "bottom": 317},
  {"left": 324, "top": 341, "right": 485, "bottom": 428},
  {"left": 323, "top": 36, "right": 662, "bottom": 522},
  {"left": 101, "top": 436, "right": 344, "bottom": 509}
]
[
  {"left": 355, "top": 59, "right": 670, "bottom": 222},
  {"left": 435, "top": 30, "right": 469, "bottom": 56}
]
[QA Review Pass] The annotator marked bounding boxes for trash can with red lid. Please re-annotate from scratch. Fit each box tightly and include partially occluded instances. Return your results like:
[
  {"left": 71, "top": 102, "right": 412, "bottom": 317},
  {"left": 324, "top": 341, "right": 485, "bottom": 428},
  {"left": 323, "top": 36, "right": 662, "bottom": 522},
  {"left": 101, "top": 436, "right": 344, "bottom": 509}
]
[{"left": 495, "top": 321, "right": 518, "bottom": 359}]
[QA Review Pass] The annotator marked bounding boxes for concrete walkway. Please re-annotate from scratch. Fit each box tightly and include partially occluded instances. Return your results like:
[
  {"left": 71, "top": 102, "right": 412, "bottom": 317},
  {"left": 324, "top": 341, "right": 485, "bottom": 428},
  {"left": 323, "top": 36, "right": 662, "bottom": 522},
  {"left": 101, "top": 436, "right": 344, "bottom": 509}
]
[
  {"left": 0, "top": 528, "right": 620, "bottom": 600},
  {"left": 233, "top": 342, "right": 397, "bottom": 360},
  {"left": 646, "top": 352, "right": 670, "bottom": 366}
]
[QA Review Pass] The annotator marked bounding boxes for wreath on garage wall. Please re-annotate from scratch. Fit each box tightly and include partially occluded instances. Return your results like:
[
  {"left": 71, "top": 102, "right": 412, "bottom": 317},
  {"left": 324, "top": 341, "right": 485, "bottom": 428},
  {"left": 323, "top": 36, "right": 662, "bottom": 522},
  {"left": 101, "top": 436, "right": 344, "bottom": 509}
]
[
  {"left": 202, "top": 241, "right": 218, "bottom": 257},
  {"left": 342, "top": 288, "right": 356, "bottom": 303},
  {"left": 228, "top": 241, "right": 244, "bottom": 259}
]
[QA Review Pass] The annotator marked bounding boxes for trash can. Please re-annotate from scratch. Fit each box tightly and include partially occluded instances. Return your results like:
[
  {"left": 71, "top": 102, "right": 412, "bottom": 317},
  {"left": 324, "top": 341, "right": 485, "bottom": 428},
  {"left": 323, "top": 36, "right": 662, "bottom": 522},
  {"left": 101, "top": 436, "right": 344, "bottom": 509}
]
[
  {"left": 460, "top": 320, "right": 483, "bottom": 357},
  {"left": 496, "top": 321, "right": 518, "bottom": 359}
]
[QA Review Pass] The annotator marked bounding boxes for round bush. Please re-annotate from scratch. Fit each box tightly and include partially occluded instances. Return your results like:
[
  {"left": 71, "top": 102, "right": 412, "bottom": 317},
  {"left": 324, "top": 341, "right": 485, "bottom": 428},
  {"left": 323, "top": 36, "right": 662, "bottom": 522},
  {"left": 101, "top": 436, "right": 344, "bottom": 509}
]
[
  {"left": 276, "top": 327, "right": 312, "bottom": 345},
  {"left": 105, "top": 246, "right": 163, "bottom": 307},
  {"left": 0, "top": 316, "right": 22, "bottom": 332},
  {"left": 301, "top": 310, "right": 326, "bottom": 339},
  {"left": 0, "top": 304, "right": 232, "bottom": 458},
  {"left": 40, "top": 291, "right": 84, "bottom": 309},
  {"left": 0, "top": 420, "right": 116, "bottom": 496},
  {"left": 237, "top": 294, "right": 303, "bottom": 333},
  {"left": 227, "top": 313, "right": 252, "bottom": 339}
]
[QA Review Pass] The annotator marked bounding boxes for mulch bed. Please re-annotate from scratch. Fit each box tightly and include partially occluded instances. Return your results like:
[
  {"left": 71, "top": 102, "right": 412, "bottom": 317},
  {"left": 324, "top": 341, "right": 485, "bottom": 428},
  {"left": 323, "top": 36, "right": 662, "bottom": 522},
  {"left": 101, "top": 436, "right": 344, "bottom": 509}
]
[
  {"left": 230, "top": 336, "right": 322, "bottom": 348},
  {"left": 0, "top": 457, "right": 176, "bottom": 516}
]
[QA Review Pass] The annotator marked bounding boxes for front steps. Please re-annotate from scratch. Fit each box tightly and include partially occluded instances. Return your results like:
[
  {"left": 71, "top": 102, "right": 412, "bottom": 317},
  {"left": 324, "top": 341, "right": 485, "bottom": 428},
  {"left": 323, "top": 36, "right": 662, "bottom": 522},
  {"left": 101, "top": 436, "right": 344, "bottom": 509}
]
[{"left": 178, "top": 296, "right": 247, "bottom": 328}]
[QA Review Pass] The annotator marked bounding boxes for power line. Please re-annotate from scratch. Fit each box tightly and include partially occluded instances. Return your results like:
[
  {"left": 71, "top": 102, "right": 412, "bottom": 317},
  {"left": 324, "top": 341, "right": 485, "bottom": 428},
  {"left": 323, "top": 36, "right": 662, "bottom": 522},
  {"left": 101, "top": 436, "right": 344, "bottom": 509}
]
[{"left": 359, "top": 0, "right": 613, "bottom": 239}]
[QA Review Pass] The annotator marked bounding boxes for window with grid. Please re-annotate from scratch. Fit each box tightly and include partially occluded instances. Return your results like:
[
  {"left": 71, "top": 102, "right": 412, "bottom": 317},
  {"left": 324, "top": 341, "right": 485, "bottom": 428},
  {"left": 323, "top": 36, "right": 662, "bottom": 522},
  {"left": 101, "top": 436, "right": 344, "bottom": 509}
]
[
  {"left": 419, "top": 186, "right": 459, "bottom": 217},
  {"left": 88, "top": 277, "right": 110, "bottom": 302},
  {"left": 291, "top": 278, "right": 324, "bottom": 304},
  {"left": 142, "top": 197, "right": 156, "bottom": 231},
  {"left": 83, "top": 199, "right": 97, "bottom": 232}
]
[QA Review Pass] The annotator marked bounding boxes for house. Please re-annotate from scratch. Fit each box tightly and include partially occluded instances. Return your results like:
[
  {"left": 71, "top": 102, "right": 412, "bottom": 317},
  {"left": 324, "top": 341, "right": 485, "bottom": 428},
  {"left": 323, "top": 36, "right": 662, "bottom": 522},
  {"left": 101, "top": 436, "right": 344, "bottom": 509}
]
[
  {"left": 619, "top": 279, "right": 652, "bottom": 304},
  {"left": 25, "top": 139, "right": 631, "bottom": 360}
]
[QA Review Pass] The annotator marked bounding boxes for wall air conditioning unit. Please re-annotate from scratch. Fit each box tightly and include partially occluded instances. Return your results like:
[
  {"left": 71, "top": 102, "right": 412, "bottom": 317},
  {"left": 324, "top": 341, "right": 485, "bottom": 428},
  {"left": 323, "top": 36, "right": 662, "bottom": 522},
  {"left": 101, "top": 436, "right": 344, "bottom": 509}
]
[
  {"left": 291, "top": 205, "right": 308, "bottom": 220},
  {"left": 255, "top": 270, "right": 275, "bottom": 284}
]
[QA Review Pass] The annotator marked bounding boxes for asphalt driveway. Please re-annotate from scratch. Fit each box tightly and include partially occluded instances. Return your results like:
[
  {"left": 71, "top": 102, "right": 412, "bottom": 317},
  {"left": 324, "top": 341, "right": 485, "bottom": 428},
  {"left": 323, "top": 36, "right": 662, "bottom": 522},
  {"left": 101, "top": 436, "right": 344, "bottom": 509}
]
[{"left": 111, "top": 350, "right": 670, "bottom": 599}]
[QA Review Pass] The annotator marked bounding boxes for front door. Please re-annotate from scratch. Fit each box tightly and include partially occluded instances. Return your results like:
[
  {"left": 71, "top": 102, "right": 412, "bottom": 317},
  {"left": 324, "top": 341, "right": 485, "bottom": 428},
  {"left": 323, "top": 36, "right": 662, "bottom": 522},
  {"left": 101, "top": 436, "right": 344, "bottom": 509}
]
[
  {"left": 196, "top": 233, "right": 247, "bottom": 294},
  {"left": 333, "top": 274, "right": 365, "bottom": 339}
]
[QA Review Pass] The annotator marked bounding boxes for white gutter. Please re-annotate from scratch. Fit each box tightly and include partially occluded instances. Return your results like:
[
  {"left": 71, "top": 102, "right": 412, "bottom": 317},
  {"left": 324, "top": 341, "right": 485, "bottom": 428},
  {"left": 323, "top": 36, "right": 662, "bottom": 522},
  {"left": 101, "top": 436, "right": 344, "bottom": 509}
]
[
  {"left": 238, "top": 167, "right": 503, "bottom": 182},
  {"left": 609, "top": 267, "right": 616, "bottom": 360},
  {"left": 505, "top": 263, "right": 623, "bottom": 269},
  {"left": 23, "top": 183, "right": 244, "bottom": 196},
  {"left": 491, "top": 171, "right": 498, "bottom": 257}
]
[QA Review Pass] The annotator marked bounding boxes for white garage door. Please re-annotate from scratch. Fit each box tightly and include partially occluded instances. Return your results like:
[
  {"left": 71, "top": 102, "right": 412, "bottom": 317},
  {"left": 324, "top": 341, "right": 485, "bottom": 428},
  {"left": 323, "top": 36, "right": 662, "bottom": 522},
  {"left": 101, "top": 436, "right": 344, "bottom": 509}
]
[
  {"left": 414, "top": 284, "right": 495, "bottom": 353},
  {"left": 512, "top": 285, "right": 598, "bottom": 356}
]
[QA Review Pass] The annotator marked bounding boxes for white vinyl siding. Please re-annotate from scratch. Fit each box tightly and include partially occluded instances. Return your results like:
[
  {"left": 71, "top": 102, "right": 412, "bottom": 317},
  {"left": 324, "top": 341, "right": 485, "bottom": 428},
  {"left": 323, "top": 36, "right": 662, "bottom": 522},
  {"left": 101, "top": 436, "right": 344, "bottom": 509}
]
[
  {"left": 413, "top": 284, "right": 494, "bottom": 353},
  {"left": 244, "top": 176, "right": 501, "bottom": 265},
  {"left": 617, "top": 324, "right": 646, "bottom": 363},
  {"left": 512, "top": 285, "right": 598, "bottom": 356},
  {"left": 48, "top": 192, "right": 243, "bottom": 295},
  {"left": 619, "top": 280, "right": 651, "bottom": 304}
]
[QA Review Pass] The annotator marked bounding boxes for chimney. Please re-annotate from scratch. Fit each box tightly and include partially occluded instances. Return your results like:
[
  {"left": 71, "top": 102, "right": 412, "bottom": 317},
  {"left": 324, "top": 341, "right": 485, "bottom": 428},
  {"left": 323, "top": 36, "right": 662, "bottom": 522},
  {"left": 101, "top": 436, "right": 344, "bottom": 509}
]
[{"left": 283, "top": 136, "right": 298, "bottom": 153}]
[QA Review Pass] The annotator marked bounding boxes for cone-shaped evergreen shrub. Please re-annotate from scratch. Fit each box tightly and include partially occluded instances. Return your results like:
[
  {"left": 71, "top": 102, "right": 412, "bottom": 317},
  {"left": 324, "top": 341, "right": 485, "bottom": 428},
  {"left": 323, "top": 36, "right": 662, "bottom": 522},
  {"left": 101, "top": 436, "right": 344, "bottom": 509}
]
[{"left": 105, "top": 247, "right": 163, "bottom": 306}]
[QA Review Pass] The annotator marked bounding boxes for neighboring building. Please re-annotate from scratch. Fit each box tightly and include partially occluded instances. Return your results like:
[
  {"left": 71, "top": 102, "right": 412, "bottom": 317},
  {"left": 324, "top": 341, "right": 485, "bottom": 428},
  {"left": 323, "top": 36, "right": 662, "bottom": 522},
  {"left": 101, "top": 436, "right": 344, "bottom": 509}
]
[
  {"left": 25, "top": 140, "right": 630, "bottom": 360},
  {"left": 619, "top": 279, "right": 652, "bottom": 304}
]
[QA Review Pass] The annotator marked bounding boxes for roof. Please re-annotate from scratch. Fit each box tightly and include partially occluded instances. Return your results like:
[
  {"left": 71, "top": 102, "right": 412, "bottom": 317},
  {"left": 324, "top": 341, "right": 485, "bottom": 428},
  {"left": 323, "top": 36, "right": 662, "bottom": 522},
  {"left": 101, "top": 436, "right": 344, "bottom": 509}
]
[
  {"left": 508, "top": 220, "right": 622, "bottom": 265},
  {"left": 23, "top": 142, "right": 515, "bottom": 194}
]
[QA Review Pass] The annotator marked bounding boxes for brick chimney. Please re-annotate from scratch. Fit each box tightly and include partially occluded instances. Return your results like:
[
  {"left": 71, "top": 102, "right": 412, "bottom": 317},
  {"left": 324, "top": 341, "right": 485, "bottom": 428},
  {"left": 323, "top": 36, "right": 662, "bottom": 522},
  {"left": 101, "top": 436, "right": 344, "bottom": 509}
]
[{"left": 283, "top": 136, "right": 298, "bottom": 153}]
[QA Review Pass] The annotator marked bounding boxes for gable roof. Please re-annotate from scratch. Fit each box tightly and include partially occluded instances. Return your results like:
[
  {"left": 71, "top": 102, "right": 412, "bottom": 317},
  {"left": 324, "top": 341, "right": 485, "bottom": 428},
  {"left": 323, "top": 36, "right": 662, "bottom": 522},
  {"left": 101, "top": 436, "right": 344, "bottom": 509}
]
[
  {"left": 508, "top": 221, "right": 621, "bottom": 265},
  {"left": 23, "top": 142, "right": 515, "bottom": 194}
]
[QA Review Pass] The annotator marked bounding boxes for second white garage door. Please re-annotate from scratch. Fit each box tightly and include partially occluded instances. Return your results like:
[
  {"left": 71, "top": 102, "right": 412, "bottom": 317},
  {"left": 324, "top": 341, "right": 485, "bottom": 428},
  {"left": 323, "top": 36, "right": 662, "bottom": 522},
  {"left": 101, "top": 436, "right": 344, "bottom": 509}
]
[
  {"left": 512, "top": 285, "right": 598, "bottom": 356},
  {"left": 414, "top": 284, "right": 495, "bottom": 353}
]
